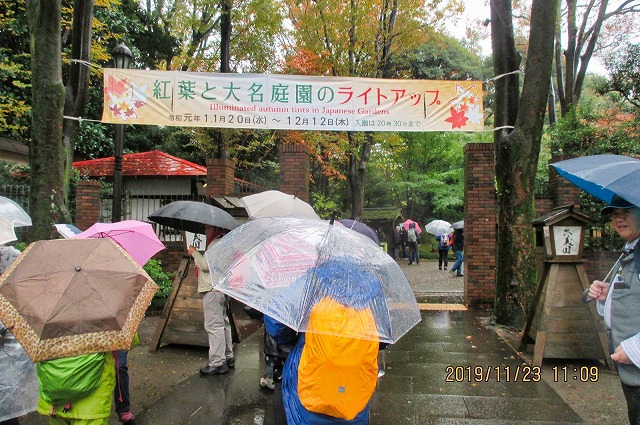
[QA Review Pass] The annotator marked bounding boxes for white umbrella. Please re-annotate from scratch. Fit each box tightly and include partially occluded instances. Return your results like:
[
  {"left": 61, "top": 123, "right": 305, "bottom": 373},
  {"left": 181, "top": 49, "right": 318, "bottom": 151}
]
[
  {"left": 240, "top": 190, "right": 320, "bottom": 220},
  {"left": 424, "top": 219, "right": 452, "bottom": 236},
  {"left": 0, "top": 216, "right": 17, "bottom": 246},
  {"left": 451, "top": 220, "right": 464, "bottom": 230},
  {"left": 0, "top": 196, "right": 31, "bottom": 227}
]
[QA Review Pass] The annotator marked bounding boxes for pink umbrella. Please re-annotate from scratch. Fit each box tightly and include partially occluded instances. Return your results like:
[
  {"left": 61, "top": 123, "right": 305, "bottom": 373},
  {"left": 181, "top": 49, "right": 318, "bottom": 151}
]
[
  {"left": 402, "top": 219, "right": 422, "bottom": 234},
  {"left": 72, "top": 220, "right": 165, "bottom": 266}
]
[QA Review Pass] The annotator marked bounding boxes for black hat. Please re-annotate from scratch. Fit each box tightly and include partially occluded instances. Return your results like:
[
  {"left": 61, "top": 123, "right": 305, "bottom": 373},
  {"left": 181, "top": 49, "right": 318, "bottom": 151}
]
[{"left": 601, "top": 196, "right": 636, "bottom": 216}]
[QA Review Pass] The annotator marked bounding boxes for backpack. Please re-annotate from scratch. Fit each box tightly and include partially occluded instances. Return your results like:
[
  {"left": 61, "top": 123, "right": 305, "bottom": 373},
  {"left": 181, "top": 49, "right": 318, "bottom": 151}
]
[
  {"left": 407, "top": 228, "right": 417, "bottom": 243},
  {"left": 37, "top": 352, "right": 107, "bottom": 406},
  {"left": 439, "top": 233, "right": 449, "bottom": 247},
  {"left": 297, "top": 297, "right": 379, "bottom": 420}
]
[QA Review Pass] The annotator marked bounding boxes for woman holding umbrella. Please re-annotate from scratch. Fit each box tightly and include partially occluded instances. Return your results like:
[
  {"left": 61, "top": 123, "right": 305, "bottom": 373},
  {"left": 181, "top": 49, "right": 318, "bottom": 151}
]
[{"left": 587, "top": 199, "right": 640, "bottom": 424}]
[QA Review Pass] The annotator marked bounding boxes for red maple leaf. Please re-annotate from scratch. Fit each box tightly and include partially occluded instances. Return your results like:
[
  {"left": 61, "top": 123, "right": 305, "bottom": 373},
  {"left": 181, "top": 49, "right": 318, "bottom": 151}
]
[
  {"left": 104, "top": 75, "right": 128, "bottom": 96},
  {"left": 108, "top": 104, "right": 122, "bottom": 115},
  {"left": 445, "top": 107, "right": 469, "bottom": 129}
]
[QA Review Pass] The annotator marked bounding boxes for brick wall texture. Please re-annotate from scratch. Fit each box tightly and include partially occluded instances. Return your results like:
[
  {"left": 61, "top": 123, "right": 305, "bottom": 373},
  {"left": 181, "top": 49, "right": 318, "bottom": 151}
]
[
  {"left": 279, "top": 143, "right": 310, "bottom": 203},
  {"left": 464, "top": 143, "right": 497, "bottom": 308},
  {"left": 75, "top": 180, "right": 101, "bottom": 230},
  {"left": 206, "top": 158, "right": 235, "bottom": 196}
]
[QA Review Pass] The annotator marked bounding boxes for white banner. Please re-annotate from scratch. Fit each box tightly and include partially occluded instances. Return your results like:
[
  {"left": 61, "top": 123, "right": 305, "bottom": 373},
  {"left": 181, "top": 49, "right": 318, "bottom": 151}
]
[{"left": 102, "top": 70, "right": 484, "bottom": 132}]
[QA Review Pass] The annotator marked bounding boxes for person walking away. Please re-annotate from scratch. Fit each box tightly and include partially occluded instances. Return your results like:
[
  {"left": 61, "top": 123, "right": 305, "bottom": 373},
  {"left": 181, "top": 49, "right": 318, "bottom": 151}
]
[
  {"left": 407, "top": 223, "right": 420, "bottom": 265},
  {"left": 189, "top": 225, "right": 235, "bottom": 375},
  {"left": 392, "top": 226, "right": 402, "bottom": 260},
  {"left": 587, "top": 199, "right": 640, "bottom": 424},
  {"left": 399, "top": 226, "right": 408, "bottom": 259},
  {"left": 436, "top": 232, "right": 450, "bottom": 270},
  {"left": 265, "top": 258, "right": 382, "bottom": 425},
  {"left": 449, "top": 228, "right": 464, "bottom": 277}
]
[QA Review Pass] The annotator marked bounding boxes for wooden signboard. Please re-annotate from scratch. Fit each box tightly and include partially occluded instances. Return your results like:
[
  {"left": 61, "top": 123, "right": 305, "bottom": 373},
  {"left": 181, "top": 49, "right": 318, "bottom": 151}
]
[
  {"left": 520, "top": 207, "right": 610, "bottom": 368},
  {"left": 149, "top": 255, "right": 258, "bottom": 351}
]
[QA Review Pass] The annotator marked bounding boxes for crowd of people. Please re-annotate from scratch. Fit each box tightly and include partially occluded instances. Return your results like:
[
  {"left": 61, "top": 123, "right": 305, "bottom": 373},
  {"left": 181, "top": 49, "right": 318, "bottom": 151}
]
[{"left": 4, "top": 201, "right": 640, "bottom": 425}]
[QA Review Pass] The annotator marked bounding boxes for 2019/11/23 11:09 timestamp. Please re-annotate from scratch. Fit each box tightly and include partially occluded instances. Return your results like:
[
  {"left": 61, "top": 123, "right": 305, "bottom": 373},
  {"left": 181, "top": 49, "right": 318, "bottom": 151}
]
[{"left": 553, "top": 366, "right": 599, "bottom": 382}]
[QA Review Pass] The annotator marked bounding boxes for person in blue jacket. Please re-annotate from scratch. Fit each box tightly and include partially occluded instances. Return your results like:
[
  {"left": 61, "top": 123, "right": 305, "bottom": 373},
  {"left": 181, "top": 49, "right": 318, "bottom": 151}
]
[{"left": 266, "top": 257, "right": 387, "bottom": 425}]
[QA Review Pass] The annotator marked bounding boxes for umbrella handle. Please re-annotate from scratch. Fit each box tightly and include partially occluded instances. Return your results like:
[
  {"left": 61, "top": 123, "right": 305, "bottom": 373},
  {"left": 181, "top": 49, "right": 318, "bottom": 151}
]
[
  {"left": 179, "top": 256, "right": 191, "bottom": 279},
  {"left": 581, "top": 252, "right": 624, "bottom": 304}
]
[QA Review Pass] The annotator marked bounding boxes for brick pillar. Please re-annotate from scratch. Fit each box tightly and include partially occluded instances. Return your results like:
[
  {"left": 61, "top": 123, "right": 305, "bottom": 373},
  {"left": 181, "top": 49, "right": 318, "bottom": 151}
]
[
  {"left": 279, "top": 143, "right": 310, "bottom": 203},
  {"left": 464, "top": 143, "right": 497, "bottom": 308},
  {"left": 548, "top": 154, "right": 582, "bottom": 209},
  {"left": 206, "top": 158, "right": 235, "bottom": 196},
  {"left": 75, "top": 180, "right": 101, "bottom": 230}
]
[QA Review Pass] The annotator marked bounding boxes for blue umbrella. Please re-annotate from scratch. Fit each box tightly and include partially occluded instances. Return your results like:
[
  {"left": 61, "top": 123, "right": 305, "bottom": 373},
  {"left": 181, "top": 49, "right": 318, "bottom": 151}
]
[{"left": 550, "top": 154, "right": 640, "bottom": 207}]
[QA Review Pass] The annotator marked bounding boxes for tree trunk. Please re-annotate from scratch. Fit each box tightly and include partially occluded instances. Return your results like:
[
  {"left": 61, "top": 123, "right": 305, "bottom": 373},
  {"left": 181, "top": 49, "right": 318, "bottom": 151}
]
[
  {"left": 62, "top": 0, "right": 94, "bottom": 219},
  {"left": 27, "top": 0, "right": 67, "bottom": 241},
  {"left": 491, "top": 0, "right": 559, "bottom": 327},
  {"left": 348, "top": 132, "right": 371, "bottom": 221}
]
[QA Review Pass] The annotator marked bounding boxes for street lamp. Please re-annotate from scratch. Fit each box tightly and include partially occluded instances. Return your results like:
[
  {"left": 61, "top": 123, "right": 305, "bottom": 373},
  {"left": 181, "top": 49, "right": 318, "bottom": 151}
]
[{"left": 111, "top": 42, "right": 132, "bottom": 222}]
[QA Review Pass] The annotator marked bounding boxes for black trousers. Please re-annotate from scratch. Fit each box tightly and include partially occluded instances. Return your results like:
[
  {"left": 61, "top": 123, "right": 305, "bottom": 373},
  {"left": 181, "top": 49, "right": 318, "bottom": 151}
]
[
  {"left": 273, "top": 381, "right": 287, "bottom": 425},
  {"left": 622, "top": 382, "right": 640, "bottom": 425}
]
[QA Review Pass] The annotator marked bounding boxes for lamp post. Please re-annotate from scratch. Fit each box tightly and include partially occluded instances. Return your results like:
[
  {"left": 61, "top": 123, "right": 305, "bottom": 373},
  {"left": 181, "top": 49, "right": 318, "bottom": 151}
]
[{"left": 111, "top": 42, "right": 132, "bottom": 222}]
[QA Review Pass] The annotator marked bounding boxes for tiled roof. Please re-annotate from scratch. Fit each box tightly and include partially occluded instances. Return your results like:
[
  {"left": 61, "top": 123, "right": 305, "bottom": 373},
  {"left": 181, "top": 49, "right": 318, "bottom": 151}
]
[
  {"left": 73, "top": 150, "right": 207, "bottom": 177},
  {"left": 362, "top": 207, "right": 403, "bottom": 221}
]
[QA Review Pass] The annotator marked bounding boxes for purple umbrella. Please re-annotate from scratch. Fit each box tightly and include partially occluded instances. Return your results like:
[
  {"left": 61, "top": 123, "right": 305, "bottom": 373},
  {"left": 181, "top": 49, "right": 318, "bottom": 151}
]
[{"left": 337, "top": 219, "right": 380, "bottom": 245}]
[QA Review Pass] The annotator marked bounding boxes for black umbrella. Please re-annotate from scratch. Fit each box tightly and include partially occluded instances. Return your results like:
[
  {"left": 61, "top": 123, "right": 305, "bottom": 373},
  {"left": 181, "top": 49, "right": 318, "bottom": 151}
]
[{"left": 148, "top": 201, "right": 239, "bottom": 234}]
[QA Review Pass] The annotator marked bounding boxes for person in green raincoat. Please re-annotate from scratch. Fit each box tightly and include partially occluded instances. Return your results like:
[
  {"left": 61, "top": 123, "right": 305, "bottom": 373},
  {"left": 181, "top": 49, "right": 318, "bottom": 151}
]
[
  {"left": 36, "top": 335, "right": 138, "bottom": 425},
  {"left": 36, "top": 353, "right": 116, "bottom": 425}
]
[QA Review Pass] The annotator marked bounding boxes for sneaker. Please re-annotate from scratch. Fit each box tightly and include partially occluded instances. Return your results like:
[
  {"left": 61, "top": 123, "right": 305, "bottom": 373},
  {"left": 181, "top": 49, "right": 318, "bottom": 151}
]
[
  {"left": 456, "top": 274, "right": 464, "bottom": 277},
  {"left": 226, "top": 357, "right": 235, "bottom": 368},
  {"left": 200, "top": 363, "right": 229, "bottom": 375},
  {"left": 118, "top": 411, "right": 135, "bottom": 423},
  {"left": 444, "top": 266, "right": 447, "bottom": 270},
  {"left": 260, "top": 376, "right": 275, "bottom": 390},
  {"left": 438, "top": 266, "right": 442, "bottom": 270}
]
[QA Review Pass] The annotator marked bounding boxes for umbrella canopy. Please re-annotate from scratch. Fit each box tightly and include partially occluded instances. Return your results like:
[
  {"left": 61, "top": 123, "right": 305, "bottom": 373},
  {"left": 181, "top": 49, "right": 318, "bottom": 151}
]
[
  {"left": 148, "top": 200, "right": 239, "bottom": 234},
  {"left": 72, "top": 220, "right": 165, "bottom": 266},
  {"left": 0, "top": 239, "right": 158, "bottom": 362},
  {"left": 205, "top": 217, "right": 421, "bottom": 344},
  {"left": 424, "top": 219, "right": 452, "bottom": 236},
  {"left": 337, "top": 219, "right": 380, "bottom": 245},
  {"left": 451, "top": 220, "right": 464, "bottom": 230},
  {"left": 54, "top": 223, "right": 82, "bottom": 239},
  {"left": 551, "top": 154, "right": 640, "bottom": 207},
  {"left": 402, "top": 219, "right": 422, "bottom": 234},
  {"left": 0, "top": 216, "right": 17, "bottom": 246},
  {"left": 240, "top": 190, "right": 320, "bottom": 220},
  {"left": 0, "top": 196, "right": 31, "bottom": 227}
]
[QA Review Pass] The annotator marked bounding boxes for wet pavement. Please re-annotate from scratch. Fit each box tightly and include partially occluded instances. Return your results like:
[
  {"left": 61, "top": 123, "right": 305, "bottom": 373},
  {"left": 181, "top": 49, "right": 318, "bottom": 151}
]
[{"left": 133, "top": 260, "right": 584, "bottom": 424}]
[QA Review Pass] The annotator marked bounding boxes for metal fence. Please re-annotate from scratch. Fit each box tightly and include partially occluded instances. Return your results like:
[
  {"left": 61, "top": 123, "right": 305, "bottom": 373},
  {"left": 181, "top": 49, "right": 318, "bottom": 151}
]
[{"left": 102, "top": 192, "right": 202, "bottom": 242}]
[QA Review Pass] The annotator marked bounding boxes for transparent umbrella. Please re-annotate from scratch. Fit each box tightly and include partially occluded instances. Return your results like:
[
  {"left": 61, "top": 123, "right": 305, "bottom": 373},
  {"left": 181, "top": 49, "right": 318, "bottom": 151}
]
[{"left": 205, "top": 217, "right": 421, "bottom": 344}]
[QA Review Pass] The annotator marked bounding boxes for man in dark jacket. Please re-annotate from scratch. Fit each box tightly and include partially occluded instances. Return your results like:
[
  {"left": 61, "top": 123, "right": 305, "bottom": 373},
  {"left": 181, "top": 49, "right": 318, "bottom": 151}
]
[{"left": 449, "top": 229, "right": 464, "bottom": 277}]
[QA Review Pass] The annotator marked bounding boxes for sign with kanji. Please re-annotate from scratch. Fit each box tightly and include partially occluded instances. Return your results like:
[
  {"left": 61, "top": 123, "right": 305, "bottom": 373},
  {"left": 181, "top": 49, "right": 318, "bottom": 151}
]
[{"left": 102, "top": 69, "right": 484, "bottom": 132}]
